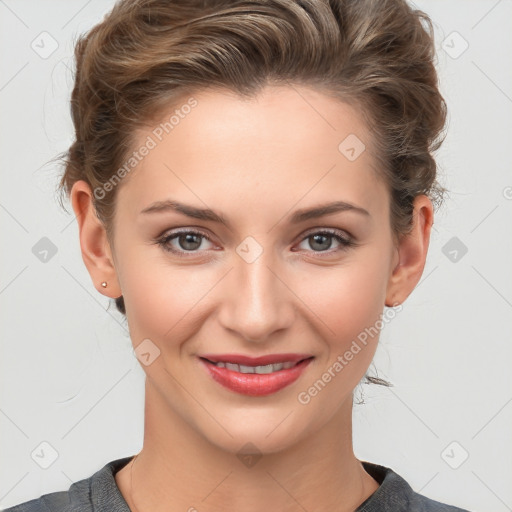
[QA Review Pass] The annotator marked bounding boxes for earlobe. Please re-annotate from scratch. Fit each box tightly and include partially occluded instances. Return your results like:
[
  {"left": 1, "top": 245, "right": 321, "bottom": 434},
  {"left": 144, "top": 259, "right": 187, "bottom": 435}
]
[
  {"left": 70, "top": 180, "right": 122, "bottom": 299},
  {"left": 384, "top": 195, "right": 433, "bottom": 307}
]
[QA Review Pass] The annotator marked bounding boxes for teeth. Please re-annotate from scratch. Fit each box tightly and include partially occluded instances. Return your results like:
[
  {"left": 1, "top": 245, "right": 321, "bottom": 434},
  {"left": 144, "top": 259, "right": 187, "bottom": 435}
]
[
  {"left": 212, "top": 361, "right": 297, "bottom": 373},
  {"left": 239, "top": 364, "right": 256, "bottom": 374}
]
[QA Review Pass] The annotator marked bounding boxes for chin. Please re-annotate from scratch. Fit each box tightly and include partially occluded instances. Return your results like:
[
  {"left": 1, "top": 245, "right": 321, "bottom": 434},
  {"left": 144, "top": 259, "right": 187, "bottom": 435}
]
[{"left": 199, "top": 410, "right": 312, "bottom": 457}]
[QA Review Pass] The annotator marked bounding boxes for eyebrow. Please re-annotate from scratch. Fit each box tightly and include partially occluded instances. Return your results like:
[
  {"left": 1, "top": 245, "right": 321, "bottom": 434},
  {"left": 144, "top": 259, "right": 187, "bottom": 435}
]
[{"left": 140, "top": 199, "right": 370, "bottom": 228}]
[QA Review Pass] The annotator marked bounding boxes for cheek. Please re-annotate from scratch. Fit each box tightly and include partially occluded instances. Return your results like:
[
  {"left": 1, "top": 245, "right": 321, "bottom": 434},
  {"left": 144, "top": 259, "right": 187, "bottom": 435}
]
[
  {"left": 295, "top": 255, "right": 389, "bottom": 366},
  {"left": 119, "top": 249, "right": 218, "bottom": 343},
  {"left": 291, "top": 255, "right": 391, "bottom": 415}
]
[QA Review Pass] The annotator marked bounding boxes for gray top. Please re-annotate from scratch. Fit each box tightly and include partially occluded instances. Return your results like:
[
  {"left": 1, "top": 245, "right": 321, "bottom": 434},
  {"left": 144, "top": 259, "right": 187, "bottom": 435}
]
[{"left": 2, "top": 456, "right": 471, "bottom": 511}]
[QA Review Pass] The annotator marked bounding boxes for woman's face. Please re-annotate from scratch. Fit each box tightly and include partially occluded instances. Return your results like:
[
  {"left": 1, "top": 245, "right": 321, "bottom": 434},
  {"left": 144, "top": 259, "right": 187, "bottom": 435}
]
[{"left": 81, "top": 85, "right": 423, "bottom": 454}]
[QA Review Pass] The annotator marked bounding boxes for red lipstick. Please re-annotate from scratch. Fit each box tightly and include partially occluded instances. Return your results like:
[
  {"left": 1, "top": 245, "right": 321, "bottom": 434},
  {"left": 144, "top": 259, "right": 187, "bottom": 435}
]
[{"left": 198, "top": 353, "right": 314, "bottom": 397}]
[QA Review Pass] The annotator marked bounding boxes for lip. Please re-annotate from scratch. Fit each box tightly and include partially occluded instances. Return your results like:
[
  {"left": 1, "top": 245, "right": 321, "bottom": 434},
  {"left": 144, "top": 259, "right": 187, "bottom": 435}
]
[
  {"left": 199, "top": 353, "right": 312, "bottom": 366},
  {"left": 198, "top": 355, "right": 314, "bottom": 397}
]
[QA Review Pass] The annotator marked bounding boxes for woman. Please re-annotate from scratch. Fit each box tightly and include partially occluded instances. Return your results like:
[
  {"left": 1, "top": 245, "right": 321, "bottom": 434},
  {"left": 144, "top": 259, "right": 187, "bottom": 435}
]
[{"left": 3, "top": 0, "right": 471, "bottom": 510}]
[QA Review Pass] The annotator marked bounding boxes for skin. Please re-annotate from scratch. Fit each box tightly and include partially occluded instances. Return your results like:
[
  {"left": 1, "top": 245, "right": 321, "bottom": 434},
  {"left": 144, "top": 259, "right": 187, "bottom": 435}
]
[{"left": 70, "top": 85, "right": 433, "bottom": 512}]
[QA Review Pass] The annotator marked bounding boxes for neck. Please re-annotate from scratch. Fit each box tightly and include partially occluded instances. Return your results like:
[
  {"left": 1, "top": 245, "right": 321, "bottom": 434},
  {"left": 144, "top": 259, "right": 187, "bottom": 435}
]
[{"left": 116, "top": 380, "right": 379, "bottom": 512}]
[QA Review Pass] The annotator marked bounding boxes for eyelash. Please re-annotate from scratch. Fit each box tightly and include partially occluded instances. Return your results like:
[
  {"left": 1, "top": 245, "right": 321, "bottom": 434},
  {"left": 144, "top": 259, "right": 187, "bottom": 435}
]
[{"left": 154, "top": 227, "right": 357, "bottom": 259}]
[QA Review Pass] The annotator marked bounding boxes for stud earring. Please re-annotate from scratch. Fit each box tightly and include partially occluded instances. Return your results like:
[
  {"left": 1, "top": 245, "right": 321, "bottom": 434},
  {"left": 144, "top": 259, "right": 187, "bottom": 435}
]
[{"left": 101, "top": 281, "right": 107, "bottom": 288}]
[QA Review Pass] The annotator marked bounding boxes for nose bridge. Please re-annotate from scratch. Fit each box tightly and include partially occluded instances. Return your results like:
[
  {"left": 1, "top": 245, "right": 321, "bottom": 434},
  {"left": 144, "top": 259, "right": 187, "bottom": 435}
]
[{"left": 219, "top": 240, "right": 293, "bottom": 342}]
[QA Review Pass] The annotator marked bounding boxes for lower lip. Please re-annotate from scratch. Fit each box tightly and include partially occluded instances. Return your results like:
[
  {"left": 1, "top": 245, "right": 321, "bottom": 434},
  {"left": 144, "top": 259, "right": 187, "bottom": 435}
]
[{"left": 199, "top": 357, "right": 314, "bottom": 397}]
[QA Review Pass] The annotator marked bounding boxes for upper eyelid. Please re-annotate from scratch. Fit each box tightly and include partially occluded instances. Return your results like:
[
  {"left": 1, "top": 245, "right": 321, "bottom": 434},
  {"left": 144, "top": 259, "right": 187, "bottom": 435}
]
[
  {"left": 159, "top": 226, "right": 352, "bottom": 239},
  {"left": 301, "top": 226, "right": 352, "bottom": 239},
  {"left": 160, "top": 228, "right": 214, "bottom": 242}
]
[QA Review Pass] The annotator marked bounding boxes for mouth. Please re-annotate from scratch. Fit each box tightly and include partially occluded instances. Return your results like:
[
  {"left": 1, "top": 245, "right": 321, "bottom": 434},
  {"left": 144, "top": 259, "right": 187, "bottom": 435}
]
[{"left": 198, "top": 355, "right": 314, "bottom": 396}]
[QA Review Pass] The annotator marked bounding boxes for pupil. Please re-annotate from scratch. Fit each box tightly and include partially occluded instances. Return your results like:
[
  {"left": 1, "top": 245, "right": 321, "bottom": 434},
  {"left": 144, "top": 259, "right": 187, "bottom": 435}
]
[
  {"left": 310, "top": 234, "right": 331, "bottom": 252},
  {"left": 180, "top": 234, "right": 201, "bottom": 250}
]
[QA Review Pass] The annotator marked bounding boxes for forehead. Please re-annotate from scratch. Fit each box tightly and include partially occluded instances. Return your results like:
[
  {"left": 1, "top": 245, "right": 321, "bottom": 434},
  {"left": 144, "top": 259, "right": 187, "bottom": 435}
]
[{"left": 115, "top": 85, "right": 388, "bottom": 222}]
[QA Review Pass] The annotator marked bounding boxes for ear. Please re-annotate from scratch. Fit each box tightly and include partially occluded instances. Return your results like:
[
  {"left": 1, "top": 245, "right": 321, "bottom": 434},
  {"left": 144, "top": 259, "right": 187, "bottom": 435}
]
[
  {"left": 385, "top": 195, "right": 434, "bottom": 307},
  {"left": 70, "top": 180, "right": 122, "bottom": 299}
]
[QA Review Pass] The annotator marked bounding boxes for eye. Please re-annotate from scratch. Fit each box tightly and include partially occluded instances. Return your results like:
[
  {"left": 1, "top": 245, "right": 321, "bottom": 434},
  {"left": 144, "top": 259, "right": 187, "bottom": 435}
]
[
  {"left": 154, "top": 227, "right": 357, "bottom": 259},
  {"left": 155, "top": 229, "right": 215, "bottom": 257},
  {"left": 295, "top": 229, "right": 356, "bottom": 255}
]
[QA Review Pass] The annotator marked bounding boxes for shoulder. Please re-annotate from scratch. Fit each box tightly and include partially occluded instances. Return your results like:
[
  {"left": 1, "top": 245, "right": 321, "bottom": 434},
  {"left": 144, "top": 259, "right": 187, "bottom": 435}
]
[
  {"left": 1, "top": 478, "right": 92, "bottom": 512},
  {"left": 1, "top": 456, "right": 134, "bottom": 512},
  {"left": 359, "top": 461, "right": 473, "bottom": 512},
  {"left": 1, "top": 490, "right": 73, "bottom": 512},
  {"left": 402, "top": 491, "right": 472, "bottom": 512}
]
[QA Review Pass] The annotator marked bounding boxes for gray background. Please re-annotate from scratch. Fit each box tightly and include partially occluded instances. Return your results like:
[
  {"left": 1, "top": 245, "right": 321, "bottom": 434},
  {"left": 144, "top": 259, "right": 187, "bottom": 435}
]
[{"left": 1, "top": 1, "right": 511, "bottom": 511}]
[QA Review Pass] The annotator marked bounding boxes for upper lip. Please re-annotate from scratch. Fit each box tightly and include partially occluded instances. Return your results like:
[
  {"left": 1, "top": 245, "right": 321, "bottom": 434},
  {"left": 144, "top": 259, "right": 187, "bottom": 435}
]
[{"left": 199, "top": 353, "right": 313, "bottom": 366}]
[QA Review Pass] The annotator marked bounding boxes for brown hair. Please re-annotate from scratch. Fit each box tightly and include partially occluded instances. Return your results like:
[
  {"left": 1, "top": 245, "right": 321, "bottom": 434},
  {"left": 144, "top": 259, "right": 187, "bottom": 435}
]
[{"left": 56, "top": 0, "right": 447, "bottom": 386}]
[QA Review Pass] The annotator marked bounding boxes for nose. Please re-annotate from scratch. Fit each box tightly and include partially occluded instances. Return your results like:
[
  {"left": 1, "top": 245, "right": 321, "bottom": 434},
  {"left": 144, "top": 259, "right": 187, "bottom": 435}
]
[{"left": 217, "top": 247, "right": 295, "bottom": 343}]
